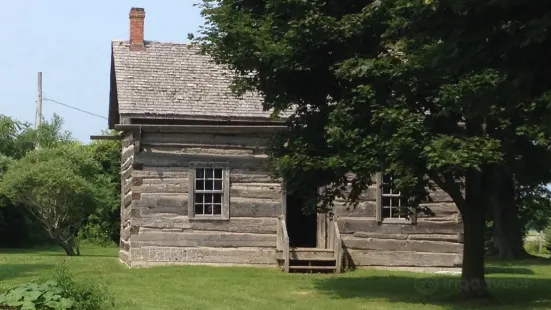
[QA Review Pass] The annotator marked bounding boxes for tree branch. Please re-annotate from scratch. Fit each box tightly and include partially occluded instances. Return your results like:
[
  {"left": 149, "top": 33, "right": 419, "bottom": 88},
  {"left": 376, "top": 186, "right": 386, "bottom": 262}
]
[{"left": 430, "top": 170, "right": 466, "bottom": 212}]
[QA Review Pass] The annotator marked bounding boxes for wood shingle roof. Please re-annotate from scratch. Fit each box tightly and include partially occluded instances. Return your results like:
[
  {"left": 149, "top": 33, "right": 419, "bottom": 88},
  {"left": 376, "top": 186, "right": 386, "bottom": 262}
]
[{"left": 109, "top": 40, "right": 288, "bottom": 127}]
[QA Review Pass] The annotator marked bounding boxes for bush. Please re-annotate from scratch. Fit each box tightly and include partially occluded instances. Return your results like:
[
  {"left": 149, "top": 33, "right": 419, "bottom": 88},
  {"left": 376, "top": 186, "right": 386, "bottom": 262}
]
[
  {"left": 524, "top": 241, "right": 550, "bottom": 255},
  {"left": 0, "top": 264, "right": 114, "bottom": 310},
  {"left": 544, "top": 225, "right": 551, "bottom": 246},
  {"left": 79, "top": 223, "right": 114, "bottom": 247},
  {"left": 0, "top": 281, "right": 74, "bottom": 310},
  {"left": 53, "top": 264, "right": 114, "bottom": 310}
]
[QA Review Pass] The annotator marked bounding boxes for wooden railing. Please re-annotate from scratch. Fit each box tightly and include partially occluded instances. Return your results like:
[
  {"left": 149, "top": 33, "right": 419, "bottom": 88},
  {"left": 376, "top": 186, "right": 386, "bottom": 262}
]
[
  {"left": 277, "top": 215, "right": 290, "bottom": 272},
  {"left": 332, "top": 220, "right": 342, "bottom": 273}
]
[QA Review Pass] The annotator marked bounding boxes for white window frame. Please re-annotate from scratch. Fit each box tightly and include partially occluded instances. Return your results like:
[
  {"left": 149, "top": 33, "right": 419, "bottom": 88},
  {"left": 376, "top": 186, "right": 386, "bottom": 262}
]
[
  {"left": 375, "top": 172, "right": 417, "bottom": 224},
  {"left": 188, "top": 162, "right": 230, "bottom": 220}
]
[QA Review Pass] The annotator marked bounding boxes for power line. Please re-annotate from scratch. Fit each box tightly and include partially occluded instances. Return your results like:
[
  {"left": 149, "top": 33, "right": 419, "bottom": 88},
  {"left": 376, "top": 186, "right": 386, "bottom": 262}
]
[{"left": 42, "top": 96, "right": 108, "bottom": 120}]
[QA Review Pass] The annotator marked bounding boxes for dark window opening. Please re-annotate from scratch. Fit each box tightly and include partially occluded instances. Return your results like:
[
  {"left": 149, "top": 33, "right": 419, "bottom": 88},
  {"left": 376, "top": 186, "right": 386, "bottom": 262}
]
[
  {"left": 194, "top": 167, "right": 224, "bottom": 216},
  {"left": 381, "top": 174, "right": 404, "bottom": 219},
  {"left": 286, "top": 190, "right": 317, "bottom": 248}
]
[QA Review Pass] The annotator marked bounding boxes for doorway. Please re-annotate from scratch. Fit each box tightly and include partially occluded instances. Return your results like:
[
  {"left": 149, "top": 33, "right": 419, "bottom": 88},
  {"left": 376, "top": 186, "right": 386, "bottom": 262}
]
[{"left": 285, "top": 190, "right": 318, "bottom": 248}]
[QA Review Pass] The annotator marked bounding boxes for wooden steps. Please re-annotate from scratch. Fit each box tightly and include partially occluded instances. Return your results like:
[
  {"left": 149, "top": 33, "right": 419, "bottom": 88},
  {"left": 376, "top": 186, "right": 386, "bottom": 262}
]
[
  {"left": 277, "top": 247, "right": 338, "bottom": 273},
  {"left": 277, "top": 217, "right": 343, "bottom": 274},
  {"left": 289, "top": 265, "right": 336, "bottom": 271}
]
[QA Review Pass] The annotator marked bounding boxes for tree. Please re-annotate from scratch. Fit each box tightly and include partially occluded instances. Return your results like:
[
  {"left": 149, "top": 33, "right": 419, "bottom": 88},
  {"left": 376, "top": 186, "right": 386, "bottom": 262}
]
[
  {"left": 0, "top": 115, "right": 35, "bottom": 173},
  {"left": 194, "top": 0, "right": 551, "bottom": 298},
  {"left": 517, "top": 185, "right": 551, "bottom": 233},
  {"left": 32, "top": 114, "right": 73, "bottom": 149},
  {"left": 82, "top": 130, "right": 121, "bottom": 245},
  {"left": 486, "top": 181, "right": 550, "bottom": 259},
  {"left": 0, "top": 144, "right": 108, "bottom": 255},
  {"left": 0, "top": 114, "right": 76, "bottom": 248}
]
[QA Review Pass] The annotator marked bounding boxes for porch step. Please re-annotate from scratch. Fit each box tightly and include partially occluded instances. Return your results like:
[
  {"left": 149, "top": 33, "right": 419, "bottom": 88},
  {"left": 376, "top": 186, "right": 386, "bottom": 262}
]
[
  {"left": 277, "top": 247, "right": 337, "bottom": 273},
  {"left": 288, "top": 265, "right": 336, "bottom": 271},
  {"left": 277, "top": 248, "right": 335, "bottom": 261}
]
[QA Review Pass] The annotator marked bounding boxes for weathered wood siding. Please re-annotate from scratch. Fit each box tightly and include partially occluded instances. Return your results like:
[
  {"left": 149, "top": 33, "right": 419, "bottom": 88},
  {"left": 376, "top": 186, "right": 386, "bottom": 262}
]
[
  {"left": 334, "top": 183, "right": 463, "bottom": 268},
  {"left": 119, "top": 129, "right": 463, "bottom": 269},
  {"left": 125, "top": 131, "right": 282, "bottom": 267},
  {"left": 119, "top": 132, "right": 134, "bottom": 266}
]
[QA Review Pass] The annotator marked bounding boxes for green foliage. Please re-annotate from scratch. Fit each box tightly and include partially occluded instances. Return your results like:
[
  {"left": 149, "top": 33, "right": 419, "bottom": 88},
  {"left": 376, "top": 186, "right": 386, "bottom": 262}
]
[
  {"left": 0, "top": 116, "right": 35, "bottom": 163},
  {"left": 0, "top": 115, "right": 120, "bottom": 249},
  {"left": 0, "top": 114, "right": 77, "bottom": 248},
  {"left": 517, "top": 185, "right": 551, "bottom": 233},
  {"left": 81, "top": 133, "right": 121, "bottom": 245},
  {"left": 0, "top": 281, "right": 74, "bottom": 310},
  {"left": 0, "top": 264, "right": 113, "bottom": 310},
  {"left": 195, "top": 0, "right": 551, "bottom": 295},
  {"left": 53, "top": 265, "right": 114, "bottom": 310},
  {"left": 544, "top": 226, "right": 551, "bottom": 247},
  {"left": 32, "top": 114, "right": 74, "bottom": 149},
  {"left": 0, "top": 144, "right": 107, "bottom": 255},
  {"left": 524, "top": 241, "right": 550, "bottom": 256},
  {"left": 0, "top": 202, "right": 48, "bottom": 248}
]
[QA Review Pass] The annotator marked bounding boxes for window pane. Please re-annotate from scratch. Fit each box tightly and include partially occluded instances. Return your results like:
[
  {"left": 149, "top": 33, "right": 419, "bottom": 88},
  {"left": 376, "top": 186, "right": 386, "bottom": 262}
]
[
  {"left": 205, "top": 180, "right": 214, "bottom": 190},
  {"left": 195, "top": 204, "right": 204, "bottom": 215},
  {"left": 204, "top": 194, "right": 212, "bottom": 203},
  {"left": 395, "top": 207, "right": 403, "bottom": 218},
  {"left": 382, "top": 196, "right": 391, "bottom": 207},
  {"left": 213, "top": 204, "right": 222, "bottom": 215},
  {"left": 196, "top": 168, "right": 204, "bottom": 179},
  {"left": 196, "top": 179, "right": 204, "bottom": 190},
  {"left": 382, "top": 207, "right": 391, "bottom": 218},
  {"left": 205, "top": 204, "right": 213, "bottom": 215},
  {"left": 214, "top": 168, "right": 222, "bottom": 179},
  {"left": 195, "top": 194, "right": 204, "bottom": 203},
  {"left": 214, "top": 180, "right": 222, "bottom": 190},
  {"left": 206, "top": 168, "right": 214, "bottom": 179},
  {"left": 382, "top": 185, "right": 391, "bottom": 195},
  {"left": 392, "top": 197, "right": 401, "bottom": 208},
  {"left": 213, "top": 193, "right": 222, "bottom": 203}
]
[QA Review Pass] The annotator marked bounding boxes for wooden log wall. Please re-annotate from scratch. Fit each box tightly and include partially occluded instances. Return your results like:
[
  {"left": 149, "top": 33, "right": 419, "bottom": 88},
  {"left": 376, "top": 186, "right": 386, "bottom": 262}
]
[
  {"left": 125, "top": 131, "right": 282, "bottom": 267},
  {"left": 119, "top": 132, "right": 134, "bottom": 266},
  {"left": 119, "top": 128, "right": 464, "bottom": 268},
  {"left": 334, "top": 183, "right": 464, "bottom": 268}
]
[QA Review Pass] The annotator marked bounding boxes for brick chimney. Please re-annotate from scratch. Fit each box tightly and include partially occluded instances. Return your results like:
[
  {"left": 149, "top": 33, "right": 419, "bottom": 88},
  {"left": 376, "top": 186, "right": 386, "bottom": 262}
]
[{"left": 129, "top": 8, "right": 145, "bottom": 51}]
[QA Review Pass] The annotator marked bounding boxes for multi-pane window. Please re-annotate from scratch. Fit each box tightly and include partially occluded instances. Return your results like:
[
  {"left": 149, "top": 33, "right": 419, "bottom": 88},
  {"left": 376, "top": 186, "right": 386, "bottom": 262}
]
[
  {"left": 194, "top": 168, "right": 224, "bottom": 216},
  {"left": 381, "top": 174, "right": 404, "bottom": 219}
]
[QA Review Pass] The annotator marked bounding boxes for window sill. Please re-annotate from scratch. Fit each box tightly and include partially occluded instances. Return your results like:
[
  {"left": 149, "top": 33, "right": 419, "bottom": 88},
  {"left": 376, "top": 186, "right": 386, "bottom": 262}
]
[
  {"left": 379, "top": 218, "right": 414, "bottom": 225},
  {"left": 189, "top": 216, "right": 230, "bottom": 222}
]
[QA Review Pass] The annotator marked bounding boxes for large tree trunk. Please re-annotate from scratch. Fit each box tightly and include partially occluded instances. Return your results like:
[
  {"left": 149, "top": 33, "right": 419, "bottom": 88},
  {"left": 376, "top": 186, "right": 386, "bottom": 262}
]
[
  {"left": 55, "top": 235, "right": 79, "bottom": 256},
  {"left": 459, "top": 169, "right": 490, "bottom": 298},
  {"left": 58, "top": 240, "right": 77, "bottom": 256},
  {"left": 490, "top": 167, "right": 530, "bottom": 259}
]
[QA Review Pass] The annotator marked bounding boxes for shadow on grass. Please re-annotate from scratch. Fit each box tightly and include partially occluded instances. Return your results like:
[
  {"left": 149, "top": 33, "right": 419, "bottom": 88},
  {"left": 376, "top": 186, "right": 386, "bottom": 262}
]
[
  {"left": 485, "top": 266, "right": 535, "bottom": 275},
  {"left": 313, "top": 275, "right": 551, "bottom": 309},
  {"left": 0, "top": 264, "right": 54, "bottom": 282},
  {"left": 486, "top": 256, "right": 551, "bottom": 266},
  {"left": 78, "top": 253, "right": 117, "bottom": 258}
]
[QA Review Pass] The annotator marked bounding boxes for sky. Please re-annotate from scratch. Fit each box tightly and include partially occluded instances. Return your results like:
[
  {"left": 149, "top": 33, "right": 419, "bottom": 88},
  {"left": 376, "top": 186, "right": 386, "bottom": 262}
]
[{"left": 0, "top": 1, "right": 204, "bottom": 143}]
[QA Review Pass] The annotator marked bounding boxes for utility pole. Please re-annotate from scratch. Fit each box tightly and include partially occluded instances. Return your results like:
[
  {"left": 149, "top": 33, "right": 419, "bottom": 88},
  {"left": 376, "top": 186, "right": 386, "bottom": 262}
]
[{"left": 35, "top": 72, "right": 42, "bottom": 129}]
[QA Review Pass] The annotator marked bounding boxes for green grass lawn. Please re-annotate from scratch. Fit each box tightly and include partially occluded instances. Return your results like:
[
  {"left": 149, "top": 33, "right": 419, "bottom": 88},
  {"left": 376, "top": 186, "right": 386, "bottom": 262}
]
[{"left": 1, "top": 246, "right": 550, "bottom": 310}]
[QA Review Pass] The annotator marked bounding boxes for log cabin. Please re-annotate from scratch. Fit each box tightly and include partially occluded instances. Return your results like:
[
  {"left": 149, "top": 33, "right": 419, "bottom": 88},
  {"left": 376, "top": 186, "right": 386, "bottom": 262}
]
[{"left": 104, "top": 7, "right": 464, "bottom": 272}]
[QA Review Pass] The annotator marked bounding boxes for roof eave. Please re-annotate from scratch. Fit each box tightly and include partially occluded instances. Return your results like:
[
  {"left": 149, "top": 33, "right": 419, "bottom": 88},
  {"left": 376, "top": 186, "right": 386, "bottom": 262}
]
[
  {"left": 108, "top": 43, "right": 120, "bottom": 129},
  {"left": 120, "top": 113, "right": 289, "bottom": 124}
]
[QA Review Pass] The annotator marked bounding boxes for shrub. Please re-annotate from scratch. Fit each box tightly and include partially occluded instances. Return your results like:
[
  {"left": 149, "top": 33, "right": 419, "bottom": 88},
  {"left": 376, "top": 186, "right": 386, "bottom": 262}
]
[
  {"left": 524, "top": 241, "right": 550, "bottom": 255},
  {"left": 53, "top": 264, "right": 114, "bottom": 310},
  {"left": 0, "top": 264, "right": 114, "bottom": 310},
  {"left": 80, "top": 222, "right": 117, "bottom": 247},
  {"left": 0, "top": 281, "right": 74, "bottom": 310},
  {"left": 544, "top": 225, "right": 551, "bottom": 246}
]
